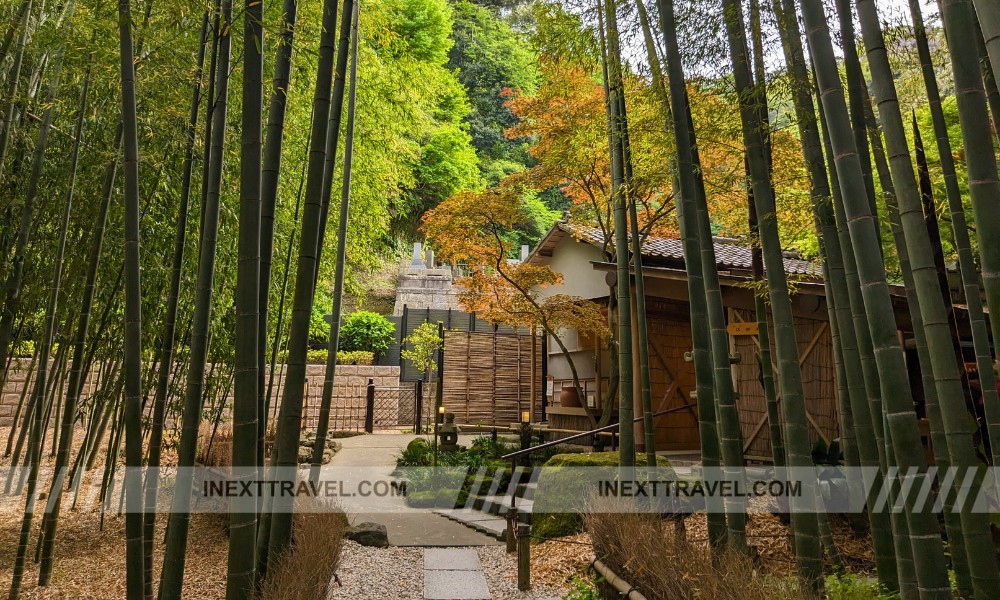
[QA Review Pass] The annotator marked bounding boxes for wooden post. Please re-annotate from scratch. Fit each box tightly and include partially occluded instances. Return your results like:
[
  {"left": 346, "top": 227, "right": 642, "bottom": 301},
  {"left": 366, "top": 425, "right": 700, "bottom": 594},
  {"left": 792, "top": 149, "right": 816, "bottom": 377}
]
[
  {"left": 398, "top": 304, "right": 408, "bottom": 367},
  {"left": 517, "top": 523, "right": 530, "bottom": 591},
  {"left": 364, "top": 378, "right": 375, "bottom": 433},
  {"left": 529, "top": 331, "right": 536, "bottom": 422},
  {"left": 506, "top": 506, "right": 517, "bottom": 552},
  {"left": 540, "top": 335, "right": 548, "bottom": 421}
]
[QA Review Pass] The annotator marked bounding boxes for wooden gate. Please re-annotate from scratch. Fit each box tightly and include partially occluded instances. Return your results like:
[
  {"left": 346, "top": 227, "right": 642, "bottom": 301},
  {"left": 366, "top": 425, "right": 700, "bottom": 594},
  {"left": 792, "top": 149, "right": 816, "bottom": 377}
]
[{"left": 441, "top": 330, "right": 540, "bottom": 426}]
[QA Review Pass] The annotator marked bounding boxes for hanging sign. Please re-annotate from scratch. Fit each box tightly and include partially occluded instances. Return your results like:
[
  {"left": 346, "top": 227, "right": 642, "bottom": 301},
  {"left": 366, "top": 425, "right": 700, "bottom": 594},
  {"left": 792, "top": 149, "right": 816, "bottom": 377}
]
[{"left": 727, "top": 321, "right": 759, "bottom": 336}]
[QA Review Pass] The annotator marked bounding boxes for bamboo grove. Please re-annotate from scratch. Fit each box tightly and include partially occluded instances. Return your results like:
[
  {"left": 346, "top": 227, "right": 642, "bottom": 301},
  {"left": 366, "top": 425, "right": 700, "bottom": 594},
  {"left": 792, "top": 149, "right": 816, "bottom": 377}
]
[
  {"left": 2, "top": 0, "right": 1000, "bottom": 598},
  {"left": 578, "top": 0, "right": 1000, "bottom": 596},
  {"left": 0, "top": 0, "right": 453, "bottom": 597}
]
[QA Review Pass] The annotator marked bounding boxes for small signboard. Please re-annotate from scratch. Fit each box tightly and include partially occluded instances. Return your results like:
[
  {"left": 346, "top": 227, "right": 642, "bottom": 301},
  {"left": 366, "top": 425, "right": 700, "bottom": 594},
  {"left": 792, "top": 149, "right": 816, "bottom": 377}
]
[{"left": 727, "top": 321, "right": 759, "bottom": 336}]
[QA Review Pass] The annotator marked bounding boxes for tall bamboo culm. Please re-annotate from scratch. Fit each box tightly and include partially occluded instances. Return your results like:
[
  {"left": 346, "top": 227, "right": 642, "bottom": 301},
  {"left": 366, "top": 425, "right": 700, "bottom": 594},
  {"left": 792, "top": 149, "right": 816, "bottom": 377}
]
[
  {"left": 265, "top": 0, "right": 351, "bottom": 568},
  {"left": 227, "top": 0, "right": 264, "bottom": 596},
  {"left": 769, "top": 0, "right": 898, "bottom": 587},
  {"left": 158, "top": 2, "right": 230, "bottom": 596},
  {"left": 117, "top": 0, "right": 147, "bottom": 595},
  {"left": 718, "top": 0, "right": 821, "bottom": 586},
  {"left": 654, "top": 0, "right": 727, "bottom": 548},
  {"left": 799, "top": 0, "right": 951, "bottom": 595}
]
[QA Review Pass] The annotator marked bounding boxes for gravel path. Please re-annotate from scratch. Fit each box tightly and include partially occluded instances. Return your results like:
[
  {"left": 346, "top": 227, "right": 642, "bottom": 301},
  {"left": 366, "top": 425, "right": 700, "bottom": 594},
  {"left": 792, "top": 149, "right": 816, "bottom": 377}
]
[
  {"left": 329, "top": 541, "right": 423, "bottom": 599},
  {"left": 329, "top": 542, "right": 573, "bottom": 599}
]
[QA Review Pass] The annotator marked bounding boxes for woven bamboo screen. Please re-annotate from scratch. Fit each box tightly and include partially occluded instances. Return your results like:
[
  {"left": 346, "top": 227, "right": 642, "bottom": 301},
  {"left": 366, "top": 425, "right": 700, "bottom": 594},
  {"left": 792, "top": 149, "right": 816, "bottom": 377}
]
[{"left": 441, "top": 330, "right": 540, "bottom": 426}]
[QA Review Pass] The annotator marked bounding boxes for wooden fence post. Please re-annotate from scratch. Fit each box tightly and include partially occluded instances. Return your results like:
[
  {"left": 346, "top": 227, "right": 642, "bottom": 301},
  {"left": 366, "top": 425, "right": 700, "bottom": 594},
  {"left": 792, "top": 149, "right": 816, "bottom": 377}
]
[
  {"left": 398, "top": 304, "right": 408, "bottom": 368},
  {"left": 506, "top": 506, "right": 517, "bottom": 552},
  {"left": 364, "top": 378, "right": 375, "bottom": 433},
  {"left": 517, "top": 523, "right": 530, "bottom": 591}
]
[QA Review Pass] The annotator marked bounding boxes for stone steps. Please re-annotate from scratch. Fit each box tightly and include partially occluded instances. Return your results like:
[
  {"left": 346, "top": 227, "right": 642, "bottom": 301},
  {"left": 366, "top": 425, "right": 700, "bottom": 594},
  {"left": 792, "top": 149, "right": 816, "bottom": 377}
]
[{"left": 435, "top": 481, "right": 536, "bottom": 540}]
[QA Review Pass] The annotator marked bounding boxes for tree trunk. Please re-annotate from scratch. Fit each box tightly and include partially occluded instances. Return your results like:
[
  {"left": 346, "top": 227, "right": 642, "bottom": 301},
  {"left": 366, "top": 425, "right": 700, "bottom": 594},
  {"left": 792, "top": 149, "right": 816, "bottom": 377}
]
[
  {"left": 140, "top": 13, "right": 209, "bottom": 598},
  {"left": 258, "top": 0, "right": 299, "bottom": 477},
  {"left": 857, "top": 1, "right": 1000, "bottom": 593},
  {"left": 940, "top": 0, "right": 1000, "bottom": 456},
  {"left": 972, "top": 0, "right": 1000, "bottom": 89},
  {"left": 117, "top": 0, "right": 147, "bottom": 594},
  {"left": 227, "top": 0, "right": 263, "bottom": 594},
  {"left": 600, "top": 0, "right": 635, "bottom": 468},
  {"left": 37, "top": 61, "right": 95, "bottom": 586},
  {"left": 0, "top": 0, "right": 30, "bottom": 179},
  {"left": 0, "top": 33, "right": 57, "bottom": 393},
  {"left": 770, "top": 0, "right": 900, "bottom": 587}
]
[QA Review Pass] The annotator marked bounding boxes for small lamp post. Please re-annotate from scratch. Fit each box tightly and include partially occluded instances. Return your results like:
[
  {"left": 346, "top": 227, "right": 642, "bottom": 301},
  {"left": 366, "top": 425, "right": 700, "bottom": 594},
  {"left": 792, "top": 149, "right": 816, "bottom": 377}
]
[{"left": 519, "top": 410, "right": 532, "bottom": 467}]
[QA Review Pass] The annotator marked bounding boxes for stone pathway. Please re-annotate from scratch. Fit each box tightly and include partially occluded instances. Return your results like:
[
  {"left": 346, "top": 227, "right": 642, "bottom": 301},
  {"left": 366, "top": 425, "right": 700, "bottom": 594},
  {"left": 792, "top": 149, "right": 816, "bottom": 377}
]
[
  {"left": 329, "top": 433, "right": 500, "bottom": 546},
  {"left": 326, "top": 434, "right": 568, "bottom": 599},
  {"left": 423, "top": 548, "right": 492, "bottom": 600}
]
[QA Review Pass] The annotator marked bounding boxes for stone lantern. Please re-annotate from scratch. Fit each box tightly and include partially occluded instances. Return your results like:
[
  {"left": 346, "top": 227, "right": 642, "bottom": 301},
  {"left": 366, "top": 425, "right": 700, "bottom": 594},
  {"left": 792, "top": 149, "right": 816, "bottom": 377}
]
[{"left": 438, "top": 412, "right": 459, "bottom": 452}]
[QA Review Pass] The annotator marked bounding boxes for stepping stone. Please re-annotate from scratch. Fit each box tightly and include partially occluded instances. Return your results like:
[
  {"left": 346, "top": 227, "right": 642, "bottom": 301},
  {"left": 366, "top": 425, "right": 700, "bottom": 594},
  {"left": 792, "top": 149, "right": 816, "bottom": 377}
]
[
  {"left": 423, "top": 548, "right": 492, "bottom": 600},
  {"left": 423, "top": 569, "right": 491, "bottom": 600},
  {"left": 424, "top": 548, "right": 483, "bottom": 571},
  {"left": 434, "top": 509, "right": 499, "bottom": 523}
]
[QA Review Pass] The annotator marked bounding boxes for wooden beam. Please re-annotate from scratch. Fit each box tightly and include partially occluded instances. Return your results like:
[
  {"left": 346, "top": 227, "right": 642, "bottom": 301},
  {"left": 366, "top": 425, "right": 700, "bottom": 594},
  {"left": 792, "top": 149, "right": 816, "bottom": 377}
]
[{"left": 798, "top": 322, "right": 829, "bottom": 367}]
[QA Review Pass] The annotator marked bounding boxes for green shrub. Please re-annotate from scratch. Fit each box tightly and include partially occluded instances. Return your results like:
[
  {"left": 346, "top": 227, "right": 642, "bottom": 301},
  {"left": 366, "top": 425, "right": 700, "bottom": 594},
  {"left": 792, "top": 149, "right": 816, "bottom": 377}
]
[
  {"left": 308, "top": 299, "right": 331, "bottom": 350},
  {"left": 562, "top": 576, "right": 603, "bottom": 600},
  {"left": 276, "top": 349, "right": 375, "bottom": 365},
  {"left": 336, "top": 350, "right": 374, "bottom": 365},
  {"left": 339, "top": 310, "right": 395, "bottom": 358},
  {"left": 533, "top": 512, "right": 584, "bottom": 542},
  {"left": 397, "top": 437, "right": 434, "bottom": 467},
  {"left": 824, "top": 572, "right": 889, "bottom": 600},
  {"left": 544, "top": 451, "right": 671, "bottom": 467}
]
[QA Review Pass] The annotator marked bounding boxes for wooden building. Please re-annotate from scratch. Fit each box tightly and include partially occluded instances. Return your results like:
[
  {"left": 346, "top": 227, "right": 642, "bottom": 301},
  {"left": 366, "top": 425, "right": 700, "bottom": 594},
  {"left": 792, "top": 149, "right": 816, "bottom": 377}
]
[{"left": 526, "top": 222, "right": 883, "bottom": 460}]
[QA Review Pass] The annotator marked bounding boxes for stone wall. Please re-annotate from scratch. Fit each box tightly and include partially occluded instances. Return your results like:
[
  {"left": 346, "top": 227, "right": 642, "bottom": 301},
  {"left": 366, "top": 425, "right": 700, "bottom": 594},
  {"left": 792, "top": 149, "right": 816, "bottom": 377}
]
[
  {"left": 392, "top": 265, "right": 462, "bottom": 316},
  {"left": 0, "top": 359, "right": 401, "bottom": 430}
]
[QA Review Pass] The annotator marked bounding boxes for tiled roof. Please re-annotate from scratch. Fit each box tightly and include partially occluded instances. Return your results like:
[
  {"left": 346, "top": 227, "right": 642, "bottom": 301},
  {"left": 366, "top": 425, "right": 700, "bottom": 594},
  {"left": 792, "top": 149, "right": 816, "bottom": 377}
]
[{"left": 562, "top": 223, "right": 822, "bottom": 278}]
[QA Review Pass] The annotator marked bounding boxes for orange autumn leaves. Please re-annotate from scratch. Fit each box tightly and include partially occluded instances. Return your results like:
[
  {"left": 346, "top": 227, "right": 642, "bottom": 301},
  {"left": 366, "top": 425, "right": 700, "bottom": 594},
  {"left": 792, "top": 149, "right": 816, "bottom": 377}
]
[{"left": 423, "top": 53, "right": 817, "bottom": 329}]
